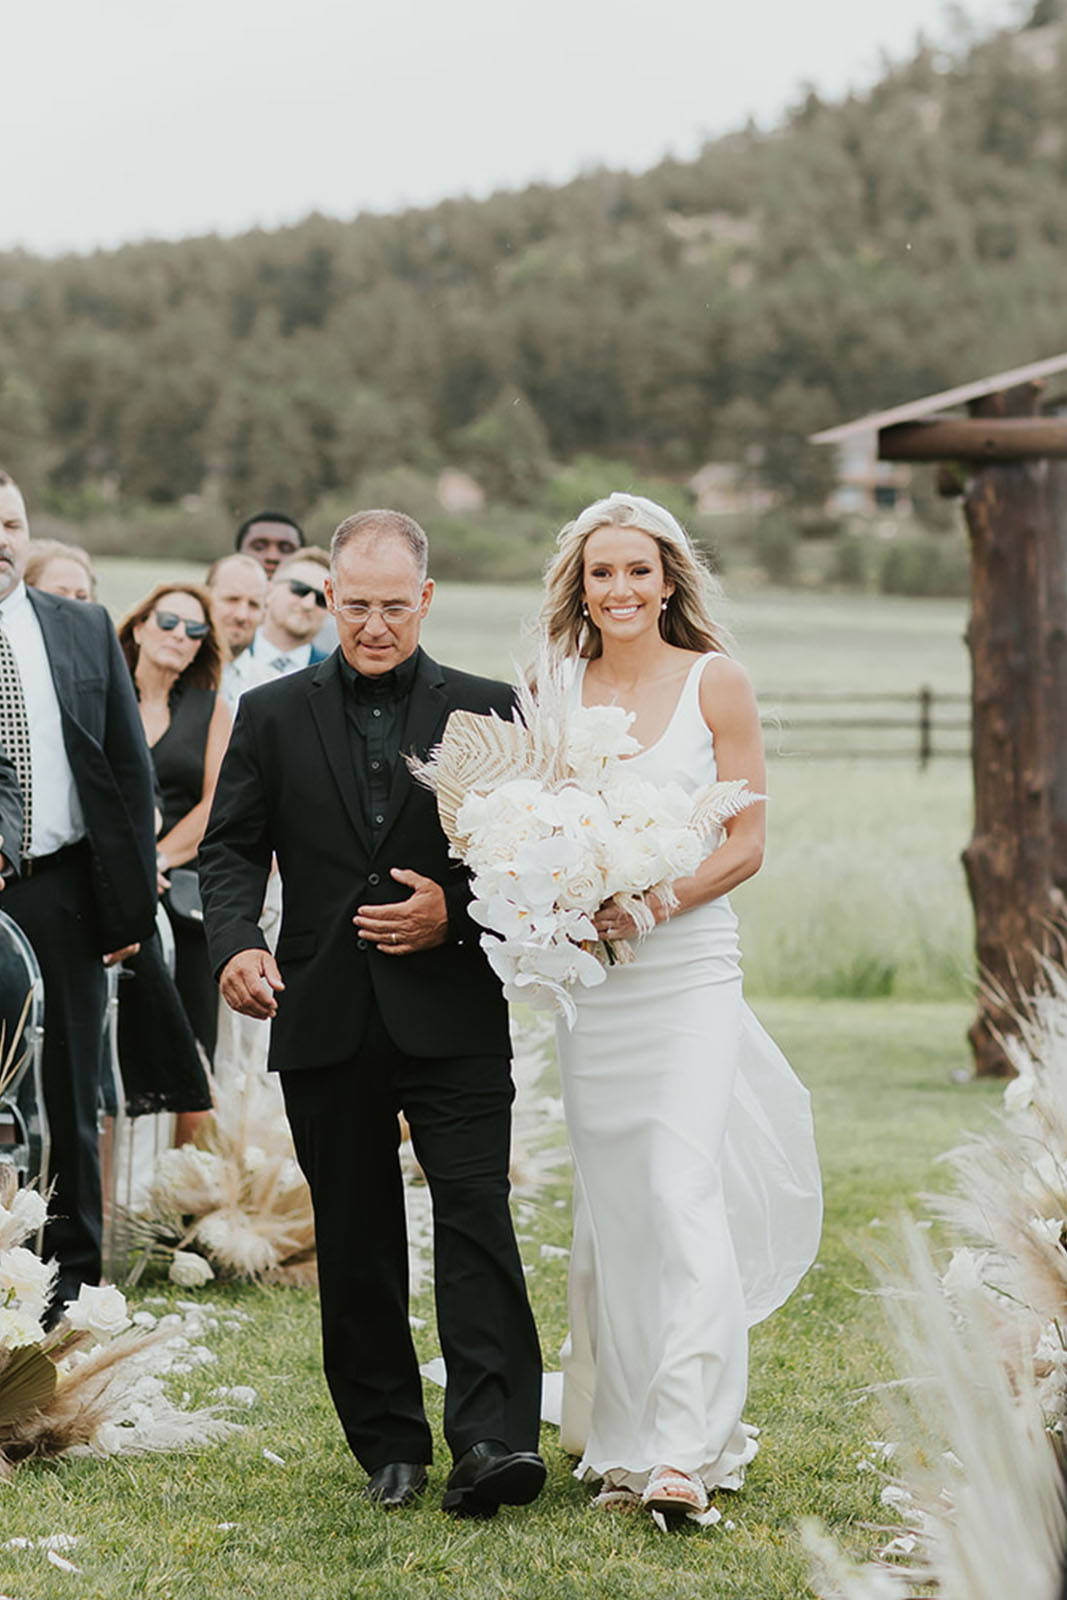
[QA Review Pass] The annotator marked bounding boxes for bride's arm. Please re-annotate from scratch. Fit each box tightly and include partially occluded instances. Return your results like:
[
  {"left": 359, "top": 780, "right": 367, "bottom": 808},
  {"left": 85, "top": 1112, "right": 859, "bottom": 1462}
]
[
  {"left": 593, "top": 656, "right": 766, "bottom": 937},
  {"left": 672, "top": 655, "right": 766, "bottom": 912}
]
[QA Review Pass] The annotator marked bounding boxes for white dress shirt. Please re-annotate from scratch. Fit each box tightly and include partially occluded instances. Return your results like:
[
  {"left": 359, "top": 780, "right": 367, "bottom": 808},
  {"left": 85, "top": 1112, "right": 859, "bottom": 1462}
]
[
  {"left": 0, "top": 582, "right": 85, "bottom": 857},
  {"left": 221, "top": 646, "right": 274, "bottom": 707},
  {"left": 249, "top": 630, "right": 313, "bottom": 678}
]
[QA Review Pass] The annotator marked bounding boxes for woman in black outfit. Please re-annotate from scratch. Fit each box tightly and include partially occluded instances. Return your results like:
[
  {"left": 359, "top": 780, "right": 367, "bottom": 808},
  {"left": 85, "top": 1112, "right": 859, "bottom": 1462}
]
[{"left": 118, "top": 584, "right": 231, "bottom": 1138}]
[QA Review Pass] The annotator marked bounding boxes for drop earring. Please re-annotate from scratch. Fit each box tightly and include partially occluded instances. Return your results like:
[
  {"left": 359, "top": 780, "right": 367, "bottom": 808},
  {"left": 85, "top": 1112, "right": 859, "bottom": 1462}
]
[
  {"left": 660, "top": 597, "right": 669, "bottom": 611},
  {"left": 581, "top": 602, "right": 589, "bottom": 619}
]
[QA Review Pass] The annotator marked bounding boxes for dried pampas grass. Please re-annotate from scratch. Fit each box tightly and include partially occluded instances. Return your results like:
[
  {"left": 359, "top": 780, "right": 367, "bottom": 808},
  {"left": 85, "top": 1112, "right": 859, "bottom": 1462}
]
[
  {"left": 809, "top": 959, "right": 1067, "bottom": 1599},
  {"left": 129, "top": 1070, "right": 315, "bottom": 1287}
]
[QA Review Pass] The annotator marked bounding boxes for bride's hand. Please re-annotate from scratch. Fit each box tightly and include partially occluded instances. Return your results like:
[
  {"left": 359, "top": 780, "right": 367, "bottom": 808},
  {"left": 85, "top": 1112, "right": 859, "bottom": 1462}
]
[{"left": 592, "top": 893, "right": 668, "bottom": 941}]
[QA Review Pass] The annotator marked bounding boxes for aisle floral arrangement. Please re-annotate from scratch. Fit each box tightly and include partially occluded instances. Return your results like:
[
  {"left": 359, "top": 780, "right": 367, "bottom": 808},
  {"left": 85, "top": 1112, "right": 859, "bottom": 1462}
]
[
  {"left": 127, "top": 1070, "right": 315, "bottom": 1288},
  {"left": 808, "top": 963, "right": 1067, "bottom": 1599},
  {"left": 412, "top": 653, "right": 760, "bottom": 1023},
  {"left": 0, "top": 1166, "right": 240, "bottom": 1477}
]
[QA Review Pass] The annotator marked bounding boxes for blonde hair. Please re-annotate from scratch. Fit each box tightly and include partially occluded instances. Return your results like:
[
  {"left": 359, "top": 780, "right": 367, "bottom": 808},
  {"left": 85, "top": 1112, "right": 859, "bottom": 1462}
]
[
  {"left": 541, "top": 492, "right": 730, "bottom": 659},
  {"left": 24, "top": 538, "right": 97, "bottom": 598}
]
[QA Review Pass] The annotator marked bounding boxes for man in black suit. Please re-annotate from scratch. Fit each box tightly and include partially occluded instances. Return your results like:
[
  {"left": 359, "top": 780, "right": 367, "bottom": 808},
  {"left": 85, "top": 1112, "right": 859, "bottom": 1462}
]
[
  {"left": 201, "top": 510, "right": 544, "bottom": 1517},
  {"left": 0, "top": 467, "right": 157, "bottom": 1306}
]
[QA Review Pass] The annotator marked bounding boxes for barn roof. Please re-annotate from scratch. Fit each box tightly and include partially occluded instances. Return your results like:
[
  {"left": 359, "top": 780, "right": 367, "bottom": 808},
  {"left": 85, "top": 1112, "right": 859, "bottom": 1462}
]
[{"left": 811, "top": 353, "right": 1067, "bottom": 445}]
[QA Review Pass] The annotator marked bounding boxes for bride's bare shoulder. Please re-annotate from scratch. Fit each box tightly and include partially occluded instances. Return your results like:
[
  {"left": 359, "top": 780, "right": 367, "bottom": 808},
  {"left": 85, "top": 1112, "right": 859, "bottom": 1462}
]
[{"left": 698, "top": 653, "right": 757, "bottom": 717}]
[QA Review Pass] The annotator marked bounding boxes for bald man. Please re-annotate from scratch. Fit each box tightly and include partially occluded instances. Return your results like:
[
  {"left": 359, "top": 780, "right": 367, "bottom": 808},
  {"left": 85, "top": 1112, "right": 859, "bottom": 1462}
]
[{"left": 205, "top": 554, "right": 272, "bottom": 706}]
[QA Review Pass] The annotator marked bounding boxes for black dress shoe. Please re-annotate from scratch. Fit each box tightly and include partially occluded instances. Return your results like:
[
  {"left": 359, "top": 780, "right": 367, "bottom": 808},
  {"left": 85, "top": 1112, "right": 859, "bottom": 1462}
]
[
  {"left": 363, "top": 1462, "right": 428, "bottom": 1509},
  {"left": 442, "top": 1440, "right": 546, "bottom": 1518}
]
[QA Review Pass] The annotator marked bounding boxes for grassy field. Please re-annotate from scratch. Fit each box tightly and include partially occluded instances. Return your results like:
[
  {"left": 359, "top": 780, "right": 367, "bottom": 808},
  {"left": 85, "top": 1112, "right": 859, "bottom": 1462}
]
[
  {"left": 0, "top": 999, "right": 997, "bottom": 1600},
  {"left": 96, "top": 563, "right": 976, "bottom": 1002}
]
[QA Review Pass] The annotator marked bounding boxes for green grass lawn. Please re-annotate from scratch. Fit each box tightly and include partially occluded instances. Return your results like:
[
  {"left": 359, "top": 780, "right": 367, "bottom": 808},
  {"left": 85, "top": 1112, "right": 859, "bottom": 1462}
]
[{"left": 0, "top": 999, "right": 997, "bottom": 1600}]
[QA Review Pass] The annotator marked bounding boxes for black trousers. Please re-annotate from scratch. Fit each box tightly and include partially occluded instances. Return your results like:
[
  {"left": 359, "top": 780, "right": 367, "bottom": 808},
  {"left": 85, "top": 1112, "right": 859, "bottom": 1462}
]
[
  {"left": 280, "top": 1005, "right": 542, "bottom": 1472},
  {"left": 5, "top": 846, "right": 106, "bottom": 1299}
]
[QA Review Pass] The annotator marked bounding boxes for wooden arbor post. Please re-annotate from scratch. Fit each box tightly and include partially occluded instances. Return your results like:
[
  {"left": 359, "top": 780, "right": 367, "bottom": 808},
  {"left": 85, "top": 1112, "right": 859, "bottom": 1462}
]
[
  {"left": 815, "top": 360, "right": 1067, "bottom": 1076},
  {"left": 957, "top": 383, "right": 1062, "bottom": 1074}
]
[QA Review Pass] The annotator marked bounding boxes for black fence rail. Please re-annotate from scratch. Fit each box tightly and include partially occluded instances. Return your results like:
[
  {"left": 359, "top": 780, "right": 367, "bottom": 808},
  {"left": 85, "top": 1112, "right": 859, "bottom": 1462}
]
[{"left": 759, "top": 687, "right": 970, "bottom": 768}]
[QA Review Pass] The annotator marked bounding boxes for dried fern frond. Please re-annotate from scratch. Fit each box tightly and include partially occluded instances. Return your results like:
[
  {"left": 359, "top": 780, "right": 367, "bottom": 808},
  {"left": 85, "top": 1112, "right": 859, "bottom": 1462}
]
[{"left": 410, "top": 709, "right": 535, "bottom": 848}]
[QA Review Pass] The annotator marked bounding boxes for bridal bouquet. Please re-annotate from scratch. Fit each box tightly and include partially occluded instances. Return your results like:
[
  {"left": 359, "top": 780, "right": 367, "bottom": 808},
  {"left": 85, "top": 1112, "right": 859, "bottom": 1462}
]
[{"left": 412, "top": 655, "right": 760, "bottom": 1024}]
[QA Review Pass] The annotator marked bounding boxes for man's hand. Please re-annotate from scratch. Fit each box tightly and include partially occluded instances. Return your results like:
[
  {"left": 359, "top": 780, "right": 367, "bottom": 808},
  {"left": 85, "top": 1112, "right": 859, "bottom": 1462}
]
[
  {"left": 354, "top": 868, "right": 448, "bottom": 955},
  {"left": 220, "top": 948, "right": 285, "bottom": 1018},
  {"left": 103, "top": 943, "right": 140, "bottom": 967}
]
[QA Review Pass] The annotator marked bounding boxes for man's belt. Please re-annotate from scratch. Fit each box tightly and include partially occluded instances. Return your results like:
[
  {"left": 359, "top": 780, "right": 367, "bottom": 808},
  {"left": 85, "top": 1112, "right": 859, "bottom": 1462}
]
[{"left": 21, "top": 840, "right": 89, "bottom": 879}]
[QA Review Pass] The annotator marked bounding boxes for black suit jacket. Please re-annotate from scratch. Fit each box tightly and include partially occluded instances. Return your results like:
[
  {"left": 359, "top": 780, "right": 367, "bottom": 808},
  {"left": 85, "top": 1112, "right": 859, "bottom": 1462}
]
[
  {"left": 24, "top": 589, "right": 157, "bottom": 950},
  {"left": 200, "top": 648, "right": 513, "bottom": 1070}
]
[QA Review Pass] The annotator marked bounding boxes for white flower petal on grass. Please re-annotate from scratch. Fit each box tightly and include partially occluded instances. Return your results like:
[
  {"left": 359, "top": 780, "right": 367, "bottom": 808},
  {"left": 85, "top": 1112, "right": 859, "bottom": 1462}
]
[
  {"left": 539, "top": 1244, "right": 569, "bottom": 1260},
  {"left": 262, "top": 1448, "right": 286, "bottom": 1466},
  {"left": 45, "top": 1551, "right": 81, "bottom": 1573}
]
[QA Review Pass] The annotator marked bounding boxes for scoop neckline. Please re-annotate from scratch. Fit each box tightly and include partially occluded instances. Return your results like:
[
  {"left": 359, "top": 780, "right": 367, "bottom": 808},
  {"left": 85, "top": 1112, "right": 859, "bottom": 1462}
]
[{"left": 578, "top": 652, "right": 714, "bottom": 761}]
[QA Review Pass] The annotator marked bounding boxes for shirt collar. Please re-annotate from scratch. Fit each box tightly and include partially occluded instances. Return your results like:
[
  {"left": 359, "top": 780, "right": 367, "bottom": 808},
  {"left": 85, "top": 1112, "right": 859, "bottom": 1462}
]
[
  {"left": 340, "top": 645, "right": 421, "bottom": 702},
  {"left": 0, "top": 581, "right": 29, "bottom": 622}
]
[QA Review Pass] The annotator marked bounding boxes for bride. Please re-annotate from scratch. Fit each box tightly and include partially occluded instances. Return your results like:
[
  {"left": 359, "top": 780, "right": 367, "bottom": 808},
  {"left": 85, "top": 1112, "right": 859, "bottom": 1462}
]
[{"left": 541, "top": 493, "right": 822, "bottom": 1523}]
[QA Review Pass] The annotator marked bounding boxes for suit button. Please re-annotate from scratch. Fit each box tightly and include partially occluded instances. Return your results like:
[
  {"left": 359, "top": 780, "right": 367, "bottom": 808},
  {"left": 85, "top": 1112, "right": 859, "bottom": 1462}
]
[
  {"left": 372, "top": 708, "right": 382, "bottom": 718},
  {"left": 357, "top": 938, "right": 368, "bottom": 951},
  {"left": 375, "top": 814, "right": 384, "bottom": 825},
  {"left": 368, "top": 873, "right": 380, "bottom": 886}
]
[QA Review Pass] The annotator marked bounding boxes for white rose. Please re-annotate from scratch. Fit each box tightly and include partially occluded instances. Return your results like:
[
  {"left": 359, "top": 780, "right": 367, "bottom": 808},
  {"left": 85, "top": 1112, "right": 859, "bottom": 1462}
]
[
  {"left": 168, "top": 1250, "right": 216, "bottom": 1288},
  {"left": 8, "top": 1188, "right": 48, "bottom": 1242},
  {"left": 64, "top": 1283, "right": 131, "bottom": 1340},
  {"left": 0, "top": 1244, "right": 55, "bottom": 1323},
  {"left": 564, "top": 705, "right": 640, "bottom": 779}
]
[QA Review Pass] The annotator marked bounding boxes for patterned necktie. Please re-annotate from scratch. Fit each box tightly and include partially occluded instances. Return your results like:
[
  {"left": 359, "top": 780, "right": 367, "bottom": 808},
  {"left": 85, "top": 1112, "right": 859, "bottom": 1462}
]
[
  {"left": 271, "top": 654, "right": 290, "bottom": 674},
  {"left": 0, "top": 619, "right": 32, "bottom": 855}
]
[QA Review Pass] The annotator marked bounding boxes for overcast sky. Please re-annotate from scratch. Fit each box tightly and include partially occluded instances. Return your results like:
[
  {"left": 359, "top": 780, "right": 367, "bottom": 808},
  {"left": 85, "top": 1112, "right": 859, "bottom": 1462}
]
[{"left": 4, "top": 0, "right": 1021, "bottom": 257}]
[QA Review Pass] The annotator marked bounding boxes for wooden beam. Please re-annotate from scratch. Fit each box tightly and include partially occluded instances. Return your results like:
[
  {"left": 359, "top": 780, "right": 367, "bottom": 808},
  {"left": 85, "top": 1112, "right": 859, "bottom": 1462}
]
[
  {"left": 960, "top": 382, "right": 1064, "bottom": 1075},
  {"left": 879, "top": 416, "right": 1067, "bottom": 461}
]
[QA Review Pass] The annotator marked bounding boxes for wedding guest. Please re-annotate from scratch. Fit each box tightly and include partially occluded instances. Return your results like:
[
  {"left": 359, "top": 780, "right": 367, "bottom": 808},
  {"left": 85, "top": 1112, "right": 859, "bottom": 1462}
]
[
  {"left": 247, "top": 548, "right": 332, "bottom": 678},
  {"left": 24, "top": 539, "right": 97, "bottom": 601},
  {"left": 235, "top": 509, "right": 305, "bottom": 578},
  {"left": 205, "top": 554, "right": 272, "bottom": 705},
  {"left": 236, "top": 512, "right": 337, "bottom": 655},
  {"left": 28, "top": 557, "right": 213, "bottom": 1132},
  {"left": 118, "top": 585, "right": 231, "bottom": 1073},
  {"left": 0, "top": 467, "right": 157, "bottom": 1313}
]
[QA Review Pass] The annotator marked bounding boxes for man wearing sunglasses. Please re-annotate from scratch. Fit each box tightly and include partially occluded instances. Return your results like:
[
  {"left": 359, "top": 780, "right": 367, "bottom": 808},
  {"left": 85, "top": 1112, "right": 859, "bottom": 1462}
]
[
  {"left": 248, "top": 548, "right": 333, "bottom": 678},
  {"left": 201, "top": 509, "right": 544, "bottom": 1521}
]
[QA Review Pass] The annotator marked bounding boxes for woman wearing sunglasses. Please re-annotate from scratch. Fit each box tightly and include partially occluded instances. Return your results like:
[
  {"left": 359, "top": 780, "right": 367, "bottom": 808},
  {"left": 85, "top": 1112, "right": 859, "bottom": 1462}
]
[
  {"left": 26, "top": 568, "right": 213, "bottom": 1142},
  {"left": 118, "top": 585, "right": 231, "bottom": 1080}
]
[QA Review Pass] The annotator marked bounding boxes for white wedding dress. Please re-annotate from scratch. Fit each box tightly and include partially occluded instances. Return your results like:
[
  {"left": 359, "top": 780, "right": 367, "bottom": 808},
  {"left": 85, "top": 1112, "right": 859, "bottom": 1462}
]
[{"left": 555, "top": 652, "right": 822, "bottom": 1495}]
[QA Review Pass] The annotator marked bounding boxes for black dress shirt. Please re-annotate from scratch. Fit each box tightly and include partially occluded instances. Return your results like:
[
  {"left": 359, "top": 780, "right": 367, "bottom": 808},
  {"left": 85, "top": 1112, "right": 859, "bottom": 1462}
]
[{"left": 339, "top": 647, "right": 420, "bottom": 840}]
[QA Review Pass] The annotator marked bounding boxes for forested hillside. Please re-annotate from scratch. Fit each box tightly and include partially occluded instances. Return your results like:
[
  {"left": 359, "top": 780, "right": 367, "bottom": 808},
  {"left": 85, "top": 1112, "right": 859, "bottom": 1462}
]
[{"left": 1, "top": 3, "right": 1064, "bottom": 576}]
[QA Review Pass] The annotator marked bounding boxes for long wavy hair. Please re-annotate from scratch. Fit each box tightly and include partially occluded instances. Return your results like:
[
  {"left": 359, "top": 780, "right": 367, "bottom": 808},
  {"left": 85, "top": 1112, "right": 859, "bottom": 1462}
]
[
  {"left": 541, "top": 492, "right": 731, "bottom": 660},
  {"left": 118, "top": 582, "right": 225, "bottom": 692}
]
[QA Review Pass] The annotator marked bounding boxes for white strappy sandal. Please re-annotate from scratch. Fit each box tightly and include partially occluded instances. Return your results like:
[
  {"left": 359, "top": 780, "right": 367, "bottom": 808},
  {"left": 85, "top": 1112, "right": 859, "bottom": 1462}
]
[{"left": 641, "top": 1465, "right": 709, "bottom": 1520}]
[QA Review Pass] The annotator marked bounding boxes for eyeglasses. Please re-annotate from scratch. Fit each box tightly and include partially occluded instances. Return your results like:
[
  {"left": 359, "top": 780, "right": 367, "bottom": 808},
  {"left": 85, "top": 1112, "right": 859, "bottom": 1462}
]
[
  {"left": 155, "top": 610, "right": 210, "bottom": 640},
  {"left": 334, "top": 603, "right": 421, "bottom": 624},
  {"left": 286, "top": 578, "right": 328, "bottom": 609}
]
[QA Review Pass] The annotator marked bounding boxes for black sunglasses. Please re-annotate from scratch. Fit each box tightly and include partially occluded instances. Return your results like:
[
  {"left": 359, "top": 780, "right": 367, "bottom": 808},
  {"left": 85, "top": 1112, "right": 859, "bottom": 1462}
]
[
  {"left": 155, "top": 609, "right": 210, "bottom": 640},
  {"left": 286, "top": 578, "right": 328, "bottom": 609}
]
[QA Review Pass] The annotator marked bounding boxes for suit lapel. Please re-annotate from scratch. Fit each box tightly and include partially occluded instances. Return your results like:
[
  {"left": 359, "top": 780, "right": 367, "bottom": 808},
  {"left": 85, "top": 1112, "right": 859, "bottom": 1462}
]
[
  {"left": 375, "top": 650, "right": 450, "bottom": 849},
  {"left": 27, "top": 589, "right": 76, "bottom": 714},
  {"left": 307, "top": 654, "right": 371, "bottom": 851}
]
